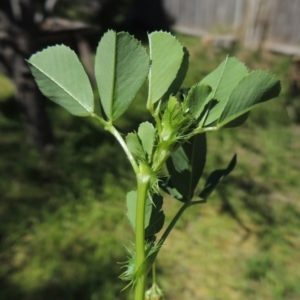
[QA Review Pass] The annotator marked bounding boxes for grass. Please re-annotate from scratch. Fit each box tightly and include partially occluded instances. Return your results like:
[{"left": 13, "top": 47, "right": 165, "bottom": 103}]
[{"left": 1, "top": 33, "right": 300, "bottom": 300}]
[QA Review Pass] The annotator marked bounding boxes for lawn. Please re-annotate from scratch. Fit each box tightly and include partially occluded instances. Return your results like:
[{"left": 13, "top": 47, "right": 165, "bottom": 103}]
[{"left": 0, "top": 33, "right": 299, "bottom": 300}]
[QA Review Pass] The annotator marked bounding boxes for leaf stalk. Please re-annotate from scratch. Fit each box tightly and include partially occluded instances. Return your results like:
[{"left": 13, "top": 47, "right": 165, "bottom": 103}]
[{"left": 105, "top": 123, "right": 140, "bottom": 174}]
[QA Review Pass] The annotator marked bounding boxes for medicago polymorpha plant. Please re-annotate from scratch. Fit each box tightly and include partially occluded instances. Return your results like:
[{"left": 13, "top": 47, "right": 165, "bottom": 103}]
[{"left": 28, "top": 30, "right": 280, "bottom": 300}]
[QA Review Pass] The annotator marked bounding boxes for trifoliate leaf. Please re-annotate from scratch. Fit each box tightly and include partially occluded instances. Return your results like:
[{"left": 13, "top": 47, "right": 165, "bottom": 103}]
[
  {"left": 95, "top": 30, "right": 149, "bottom": 120},
  {"left": 28, "top": 45, "right": 94, "bottom": 116}
]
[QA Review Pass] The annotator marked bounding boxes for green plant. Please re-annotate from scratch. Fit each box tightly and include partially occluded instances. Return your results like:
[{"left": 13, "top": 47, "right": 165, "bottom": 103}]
[{"left": 28, "top": 30, "right": 280, "bottom": 300}]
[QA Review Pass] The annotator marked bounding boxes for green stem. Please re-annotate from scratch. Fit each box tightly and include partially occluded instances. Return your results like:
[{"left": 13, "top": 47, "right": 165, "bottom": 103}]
[
  {"left": 153, "top": 113, "right": 162, "bottom": 134},
  {"left": 152, "top": 263, "right": 157, "bottom": 285},
  {"left": 92, "top": 114, "right": 140, "bottom": 174},
  {"left": 108, "top": 124, "right": 140, "bottom": 174},
  {"left": 134, "top": 174, "right": 151, "bottom": 300},
  {"left": 113, "top": 127, "right": 139, "bottom": 172},
  {"left": 147, "top": 102, "right": 162, "bottom": 135},
  {"left": 91, "top": 113, "right": 107, "bottom": 126}
]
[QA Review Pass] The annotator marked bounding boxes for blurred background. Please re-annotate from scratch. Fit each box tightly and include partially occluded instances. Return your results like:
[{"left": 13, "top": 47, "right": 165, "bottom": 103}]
[{"left": 0, "top": 0, "right": 300, "bottom": 299}]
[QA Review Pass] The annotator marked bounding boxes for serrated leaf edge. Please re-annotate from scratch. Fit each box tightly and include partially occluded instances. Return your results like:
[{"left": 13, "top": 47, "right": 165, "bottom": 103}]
[{"left": 28, "top": 45, "right": 93, "bottom": 115}]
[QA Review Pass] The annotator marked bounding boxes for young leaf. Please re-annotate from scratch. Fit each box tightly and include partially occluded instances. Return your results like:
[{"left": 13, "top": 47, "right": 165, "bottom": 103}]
[
  {"left": 95, "top": 30, "right": 149, "bottom": 120},
  {"left": 183, "top": 84, "right": 212, "bottom": 120},
  {"left": 28, "top": 45, "right": 94, "bottom": 116},
  {"left": 166, "top": 133, "right": 207, "bottom": 201},
  {"left": 160, "top": 96, "right": 192, "bottom": 142},
  {"left": 199, "top": 154, "right": 237, "bottom": 200},
  {"left": 137, "top": 122, "right": 156, "bottom": 163},
  {"left": 148, "top": 31, "right": 185, "bottom": 106},
  {"left": 218, "top": 70, "right": 281, "bottom": 127},
  {"left": 126, "top": 133, "right": 147, "bottom": 163},
  {"left": 200, "top": 57, "right": 249, "bottom": 126}
]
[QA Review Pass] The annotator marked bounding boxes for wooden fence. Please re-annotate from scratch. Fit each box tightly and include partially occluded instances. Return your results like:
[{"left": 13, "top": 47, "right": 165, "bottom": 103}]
[{"left": 163, "top": 0, "right": 300, "bottom": 55}]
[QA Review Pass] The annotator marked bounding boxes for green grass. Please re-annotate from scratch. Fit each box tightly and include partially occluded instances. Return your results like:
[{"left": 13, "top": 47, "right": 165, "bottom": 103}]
[{"left": 1, "top": 34, "right": 300, "bottom": 300}]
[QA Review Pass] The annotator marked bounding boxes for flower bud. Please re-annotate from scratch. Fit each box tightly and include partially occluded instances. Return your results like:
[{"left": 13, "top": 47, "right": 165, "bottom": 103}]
[{"left": 145, "top": 283, "right": 164, "bottom": 300}]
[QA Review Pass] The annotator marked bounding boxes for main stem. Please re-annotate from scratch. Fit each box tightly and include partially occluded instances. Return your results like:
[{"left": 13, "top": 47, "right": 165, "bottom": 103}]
[{"left": 134, "top": 173, "right": 150, "bottom": 300}]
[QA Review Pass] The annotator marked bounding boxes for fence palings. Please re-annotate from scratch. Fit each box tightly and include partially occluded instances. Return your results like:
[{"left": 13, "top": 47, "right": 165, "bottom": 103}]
[{"left": 163, "top": 0, "right": 300, "bottom": 54}]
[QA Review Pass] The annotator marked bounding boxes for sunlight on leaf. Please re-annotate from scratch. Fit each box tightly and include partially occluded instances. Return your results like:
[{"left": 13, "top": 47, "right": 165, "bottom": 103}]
[
  {"left": 218, "top": 70, "right": 281, "bottom": 127},
  {"left": 95, "top": 30, "right": 149, "bottom": 120},
  {"left": 28, "top": 45, "right": 94, "bottom": 116},
  {"left": 200, "top": 57, "right": 249, "bottom": 125},
  {"left": 148, "top": 31, "right": 185, "bottom": 106}
]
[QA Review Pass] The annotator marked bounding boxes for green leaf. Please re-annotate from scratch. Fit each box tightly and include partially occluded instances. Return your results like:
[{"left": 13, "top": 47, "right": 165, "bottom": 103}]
[
  {"left": 126, "top": 191, "right": 165, "bottom": 237},
  {"left": 148, "top": 31, "right": 185, "bottom": 106},
  {"left": 28, "top": 45, "right": 94, "bottom": 116},
  {"left": 200, "top": 57, "right": 249, "bottom": 125},
  {"left": 161, "top": 47, "right": 190, "bottom": 102},
  {"left": 218, "top": 70, "right": 281, "bottom": 127},
  {"left": 159, "top": 177, "right": 186, "bottom": 202},
  {"left": 126, "top": 191, "right": 138, "bottom": 232},
  {"left": 199, "top": 154, "right": 237, "bottom": 200},
  {"left": 224, "top": 112, "right": 250, "bottom": 128},
  {"left": 183, "top": 84, "right": 212, "bottom": 120},
  {"left": 166, "top": 133, "right": 207, "bottom": 201},
  {"left": 126, "top": 132, "right": 146, "bottom": 163},
  {"left": 137, "top": 122, "right": 156, "bottom": 163},
  {"left": 145, "top": 194, "right": 165, "bottom": 239},
  {"left": 95, "top": 30, "right": 149, "bottom": 120}
]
